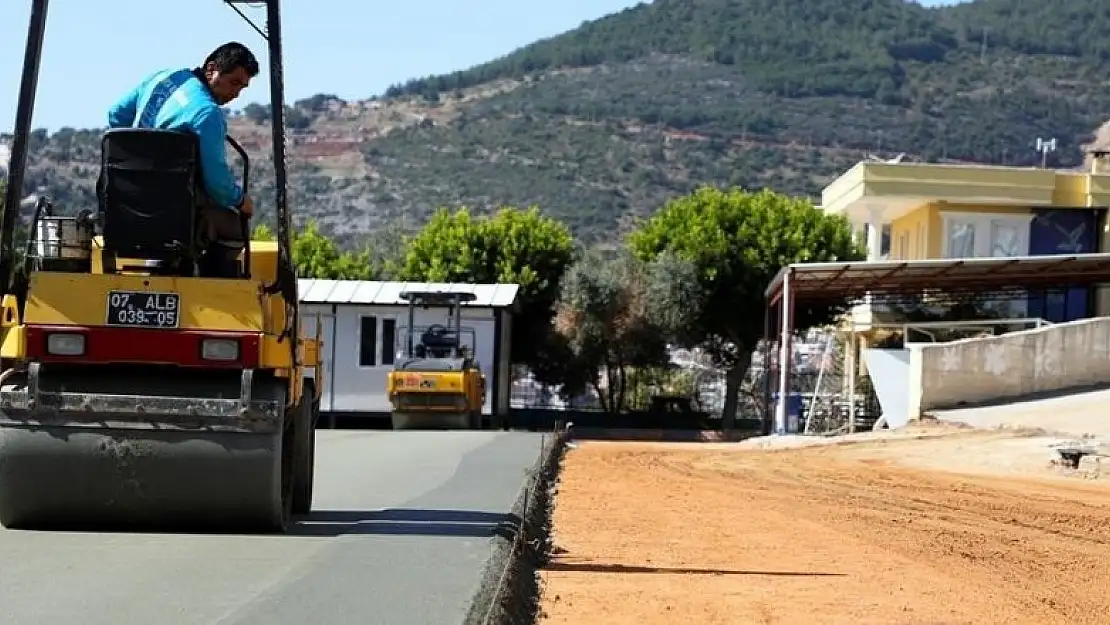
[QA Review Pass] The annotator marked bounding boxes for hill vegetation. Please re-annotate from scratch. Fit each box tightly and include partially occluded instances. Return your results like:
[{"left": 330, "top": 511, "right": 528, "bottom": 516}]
[{"left": 4, "top": 0, "right": 1110, "bottom": 247}]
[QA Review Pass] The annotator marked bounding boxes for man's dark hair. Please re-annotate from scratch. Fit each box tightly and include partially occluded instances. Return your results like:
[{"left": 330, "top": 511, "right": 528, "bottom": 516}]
[{"left": 204, "top": 42, "right": 260, "bottom": 77}]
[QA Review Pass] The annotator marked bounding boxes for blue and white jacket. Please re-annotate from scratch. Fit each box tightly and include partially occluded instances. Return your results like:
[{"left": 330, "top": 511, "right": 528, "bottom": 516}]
[{"left": 107, "top": 68, "right": 244, "bottom": 209}]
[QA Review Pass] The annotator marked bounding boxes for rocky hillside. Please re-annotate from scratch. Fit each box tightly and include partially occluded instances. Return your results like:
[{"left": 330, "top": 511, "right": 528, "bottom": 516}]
[{"left": 4, "top": 0, "right": 1110, "bottom": 247}]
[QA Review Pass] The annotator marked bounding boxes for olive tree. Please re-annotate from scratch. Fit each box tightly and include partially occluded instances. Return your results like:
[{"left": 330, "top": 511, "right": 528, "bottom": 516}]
[{"left": 553, "top": 249, "right": 703, "bottom": 414}]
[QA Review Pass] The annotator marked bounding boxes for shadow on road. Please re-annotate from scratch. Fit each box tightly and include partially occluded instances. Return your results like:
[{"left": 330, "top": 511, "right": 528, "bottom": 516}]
[
  {"left": 544, "top": 561, "right": 845, "bottom": 577},
  {"left": 292, "top": 508, "right": 521, "bottom": 538}
]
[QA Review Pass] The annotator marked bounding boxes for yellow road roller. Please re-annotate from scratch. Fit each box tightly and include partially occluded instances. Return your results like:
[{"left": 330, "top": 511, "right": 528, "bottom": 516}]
[
  {"left": 386, "top": 291, "right": 486, "bottom": 430},
  {"left": 0, "top": 0, "right": 323, "bottom": 532}
]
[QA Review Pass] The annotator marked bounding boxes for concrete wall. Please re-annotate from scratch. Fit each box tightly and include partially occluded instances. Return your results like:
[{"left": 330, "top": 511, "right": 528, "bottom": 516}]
[{"left": 906, "top": 316, "right": 1110, "bottom": 419}]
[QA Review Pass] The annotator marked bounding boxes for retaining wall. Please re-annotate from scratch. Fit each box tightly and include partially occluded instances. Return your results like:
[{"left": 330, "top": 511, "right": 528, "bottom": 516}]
[{"left": 906, "top": 316, "right": 1110, "bottom": 419}]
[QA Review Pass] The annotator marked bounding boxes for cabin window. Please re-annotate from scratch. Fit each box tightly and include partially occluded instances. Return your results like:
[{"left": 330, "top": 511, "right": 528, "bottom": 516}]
[
  {"left": 381, "top": 318, "right": 396, "bottom": 365},
  {"left": 359, "top": 315, "right": 377, "bottom": 367}
]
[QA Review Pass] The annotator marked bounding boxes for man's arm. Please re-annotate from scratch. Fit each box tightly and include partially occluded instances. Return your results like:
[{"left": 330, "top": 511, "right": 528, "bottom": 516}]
[
  {"left": 192, "top": 108, "right": 245, "bottom": 209},
  {"left": 106, "top": 77, "right": 147, "bottom": 128}
]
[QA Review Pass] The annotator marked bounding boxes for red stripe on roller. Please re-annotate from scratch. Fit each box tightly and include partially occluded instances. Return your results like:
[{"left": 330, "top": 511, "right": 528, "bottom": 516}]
[{"left": 25, "top": 324, "right": 259, "bottom": 368}]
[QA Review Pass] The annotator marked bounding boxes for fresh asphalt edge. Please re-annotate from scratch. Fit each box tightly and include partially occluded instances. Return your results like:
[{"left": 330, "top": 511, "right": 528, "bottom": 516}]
[{"left": 463, "top": 425, "right": 569, "bottom": 625}]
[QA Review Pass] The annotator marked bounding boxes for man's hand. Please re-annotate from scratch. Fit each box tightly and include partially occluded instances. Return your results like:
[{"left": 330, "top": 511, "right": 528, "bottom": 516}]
[{"left": 238, "top": 196, "right": 254, "bottom": 218}]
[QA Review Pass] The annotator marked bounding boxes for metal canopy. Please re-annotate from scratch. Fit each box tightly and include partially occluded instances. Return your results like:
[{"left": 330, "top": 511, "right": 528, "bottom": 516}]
[
  {"left": 765, "top": 253, "right": 1110, "bottom": 306},
  {"left": 762, "top": 251, "right": 1110, "bottom": 438},
  {"left": 297, "top": 279, "right": 520, "bottom": 309}
]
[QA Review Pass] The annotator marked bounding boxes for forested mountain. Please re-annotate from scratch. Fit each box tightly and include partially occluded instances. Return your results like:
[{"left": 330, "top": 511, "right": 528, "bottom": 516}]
[{"left": 6, "top": 0, "right": 1110, "bottom": 246}]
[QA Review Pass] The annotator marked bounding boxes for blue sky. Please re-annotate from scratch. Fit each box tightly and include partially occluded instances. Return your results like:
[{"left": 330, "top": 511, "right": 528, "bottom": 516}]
[{"left": 1, "top": 0, "right": 965, "bottom": 132}]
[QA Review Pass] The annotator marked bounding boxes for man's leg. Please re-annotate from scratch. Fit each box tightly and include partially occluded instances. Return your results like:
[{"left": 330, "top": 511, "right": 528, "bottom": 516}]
[{"left": 197, "top": 204, "right": 246, "bottom": 278}]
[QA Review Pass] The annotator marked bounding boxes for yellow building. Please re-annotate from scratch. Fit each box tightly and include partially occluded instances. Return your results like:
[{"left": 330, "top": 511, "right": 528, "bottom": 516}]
[{"left": 820, "top": 159, "right": 1110, "bottom": 324}]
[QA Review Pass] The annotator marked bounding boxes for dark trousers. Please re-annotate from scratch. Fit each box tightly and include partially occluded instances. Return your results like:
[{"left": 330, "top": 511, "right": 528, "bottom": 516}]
[{"left": 197, "top": 203, "right": 246, "bottom": 278}]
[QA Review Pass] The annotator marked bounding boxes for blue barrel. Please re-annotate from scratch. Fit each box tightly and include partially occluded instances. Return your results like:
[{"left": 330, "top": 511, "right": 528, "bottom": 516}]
[{"left": 771, "top": 392, "right": 804, "bottom": 433}]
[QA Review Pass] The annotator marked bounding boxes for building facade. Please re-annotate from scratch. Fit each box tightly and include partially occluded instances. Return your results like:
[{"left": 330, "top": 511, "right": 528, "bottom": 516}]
[
  {"left": 821, "top": 161, "right": 1110, "bottom": 323},
  {"left": 297, "top": 279, "right": 520, "bottom": 421}
]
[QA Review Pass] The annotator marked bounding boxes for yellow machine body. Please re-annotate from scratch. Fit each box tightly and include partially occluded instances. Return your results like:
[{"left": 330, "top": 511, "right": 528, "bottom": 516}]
[
  {"left": 0, "top": 239, "right": 323, "bottom": 406},
  {"left": 387, "top": 365, "right": 485, "bottom": 421},
  {"left": 384, "top": 289, "right": 487, "bottom": 430},
  {"left": 0, "top": 237, "right": 325, "bottom": 532}
]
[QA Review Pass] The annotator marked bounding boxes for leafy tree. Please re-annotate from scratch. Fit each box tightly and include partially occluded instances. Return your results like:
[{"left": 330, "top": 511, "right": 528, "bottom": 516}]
[
  {"left": 553, "top": 250, "right": 702, "bottom": 414},
  {"left": 242, "top": 103, "right": 269, "bottom": 125},
  {"left": 627, "top": 186, "right": 864, "bottom": 427},
  {"left": 251, "top": 221, "right": 378, "bottom": 280},
  {"left": 395, "top": 206, "right": 576, "bottom": 384},
  {"left": 251, "top": 224, "right": 274, "bottom": 240}
]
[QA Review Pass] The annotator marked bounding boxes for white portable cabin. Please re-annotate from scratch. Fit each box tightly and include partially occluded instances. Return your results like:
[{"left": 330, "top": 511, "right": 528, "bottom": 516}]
[{"left": 297, "top": 279, "right": 520, "bottom": 420}]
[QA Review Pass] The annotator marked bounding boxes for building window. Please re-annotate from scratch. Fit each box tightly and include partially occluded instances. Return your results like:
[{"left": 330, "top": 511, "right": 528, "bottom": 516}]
[
  {"left": 359, "top": 315, "right": 377, "bottom": 367},
  {"left": 948, "top": 221, "right": 975, "bottom": 257},
  {"left": 381, "top": 318, "right": 396, "bottom": 365},
  {"left": 940, "top": 212, "right": 1033, "bottom": 259},
  {"left": 940, "top": 212, "right": 1034, "bottom": 318},
  {"left": 991, "top": 221, "right": 1026, "bottom": 256}
]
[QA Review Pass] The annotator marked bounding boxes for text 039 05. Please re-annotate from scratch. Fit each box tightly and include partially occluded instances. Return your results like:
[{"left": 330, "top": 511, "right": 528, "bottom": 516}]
[{"left": 106, "top": 291, "right": 180, "bottom": 329}]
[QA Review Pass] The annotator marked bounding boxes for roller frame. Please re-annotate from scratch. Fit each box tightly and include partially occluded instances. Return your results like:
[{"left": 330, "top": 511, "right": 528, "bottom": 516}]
[
  {"left": 0, "top": 364, "right": 283, "bottom": 433},
  {"left": 0, "top": 365, "right": 311, "bottom": 532}
]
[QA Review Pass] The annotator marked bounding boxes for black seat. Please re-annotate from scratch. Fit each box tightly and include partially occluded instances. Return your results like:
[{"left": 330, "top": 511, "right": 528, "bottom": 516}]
[
  {"left": 419, "top": 326, "right": 461, "bottom": 358},
  {"left": 97, "top": 128, "right": 202, "bottom": 275}
]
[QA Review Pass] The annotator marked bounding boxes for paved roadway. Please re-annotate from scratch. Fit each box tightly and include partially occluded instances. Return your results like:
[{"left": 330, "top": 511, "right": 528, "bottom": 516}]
[{"left": 0, "top": 429, "right": 548, "bottom": 625}]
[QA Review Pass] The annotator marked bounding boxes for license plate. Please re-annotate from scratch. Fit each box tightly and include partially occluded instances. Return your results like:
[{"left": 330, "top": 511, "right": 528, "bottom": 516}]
[{"left": 106, "top": 290, "right": 180, "bottom": 329}]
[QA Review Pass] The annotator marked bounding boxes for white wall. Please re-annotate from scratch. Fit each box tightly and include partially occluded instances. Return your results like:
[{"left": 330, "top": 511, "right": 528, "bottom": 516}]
[
  {"left": 301, "top": 303, "right": 498, "bottom": 415},
  {"left": 905, "top": 316, "right": 1110, "bottom": 421},
  {"left": 862, "top": 348, "right": 911, "bottom": 429},
  {"left": 300, "top": 303, "right": 335, "bottom": 409}
]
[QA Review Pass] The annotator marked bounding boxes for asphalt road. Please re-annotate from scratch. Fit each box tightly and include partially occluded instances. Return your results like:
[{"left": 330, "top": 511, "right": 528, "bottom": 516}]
[{"left": 0, "top": 429, "right": 548, "bottom": 625}]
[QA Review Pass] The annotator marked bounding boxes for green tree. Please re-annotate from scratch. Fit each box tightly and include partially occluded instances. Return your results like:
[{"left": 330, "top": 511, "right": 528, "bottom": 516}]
[
  {"left": 242, "top": 103, "right": 270, "bottom": 125},
  {"left": 0, "top": 182, "right": 32, "bottom": 272},
  {"left": 553, "top": 250, "right": 701, "bottom": 414},
  {"left": 251, "top": 223, "right": 275, "bottom": 241},
  {"left": 252, "top": 221, "right": 378, "bottom": 280},
  {"left": 396, "top": 205, "right": 576, "bottom": 384},
  {"left": 627, "top": 186, "right": 864, "bottom": 427}
]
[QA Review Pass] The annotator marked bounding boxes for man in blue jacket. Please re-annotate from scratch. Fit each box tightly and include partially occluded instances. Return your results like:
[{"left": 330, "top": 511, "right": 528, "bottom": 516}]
[{"left": 106, "top": 42, "right": 259, "bottom": 276}]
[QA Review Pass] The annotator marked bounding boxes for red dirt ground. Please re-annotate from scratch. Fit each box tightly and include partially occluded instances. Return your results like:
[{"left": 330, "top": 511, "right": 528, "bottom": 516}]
[{"left": 538, "top": 427, "right": 1110, "bottom": 625}]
